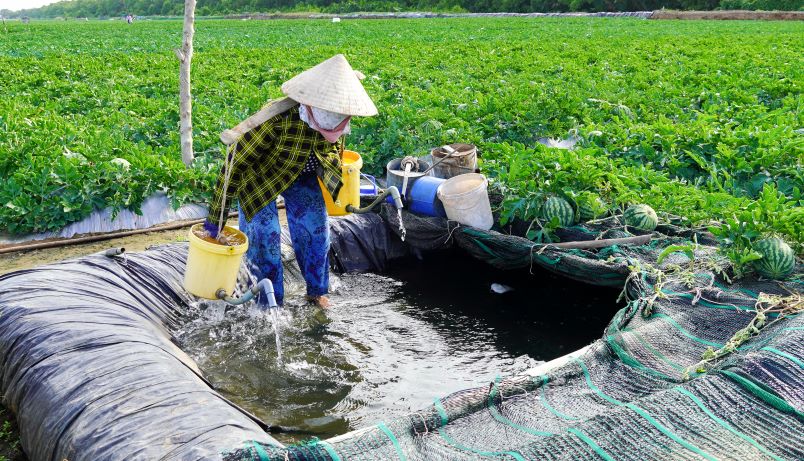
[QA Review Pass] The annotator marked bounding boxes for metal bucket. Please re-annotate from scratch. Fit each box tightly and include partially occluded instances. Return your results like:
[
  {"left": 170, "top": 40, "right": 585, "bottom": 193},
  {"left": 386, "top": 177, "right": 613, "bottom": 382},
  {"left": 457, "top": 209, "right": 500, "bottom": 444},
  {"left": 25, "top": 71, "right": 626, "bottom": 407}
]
[
  {"left": 430, "top": 143, "right": 477, "bottom": 179},
  {"left": 385, "top": 157, "right": 431, "bottom": 194}
]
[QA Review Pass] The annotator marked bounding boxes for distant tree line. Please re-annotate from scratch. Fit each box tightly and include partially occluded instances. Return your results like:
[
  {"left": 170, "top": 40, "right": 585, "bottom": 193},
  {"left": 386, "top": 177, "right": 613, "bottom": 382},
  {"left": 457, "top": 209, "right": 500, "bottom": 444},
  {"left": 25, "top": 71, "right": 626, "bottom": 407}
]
[{"left": 3, "top": 0, "right": 801, "bottom": 19}]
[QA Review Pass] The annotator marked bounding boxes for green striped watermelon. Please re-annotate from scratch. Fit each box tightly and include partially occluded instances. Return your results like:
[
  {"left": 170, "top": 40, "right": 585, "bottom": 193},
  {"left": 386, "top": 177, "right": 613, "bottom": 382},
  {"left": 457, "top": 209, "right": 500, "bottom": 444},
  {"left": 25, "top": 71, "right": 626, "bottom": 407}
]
[
  {"left": 543, "top": 196, "right": 575, "bottom": 227},
  {"left": 753, "top": 238, "right": 795, "bottom": 279},
  {"left": 624, "top": 204, "right": 658, "bottom": 231},
  {"left": 578, "top": 194, "right": 607, "bottom": 221}
]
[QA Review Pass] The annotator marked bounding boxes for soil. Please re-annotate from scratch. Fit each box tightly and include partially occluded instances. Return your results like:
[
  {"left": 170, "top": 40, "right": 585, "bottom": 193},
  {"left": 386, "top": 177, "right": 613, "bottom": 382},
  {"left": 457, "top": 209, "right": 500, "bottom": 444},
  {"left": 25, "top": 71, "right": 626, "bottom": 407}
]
[{"left": 0, "top": 216, "right": 279, "bottom": 276}]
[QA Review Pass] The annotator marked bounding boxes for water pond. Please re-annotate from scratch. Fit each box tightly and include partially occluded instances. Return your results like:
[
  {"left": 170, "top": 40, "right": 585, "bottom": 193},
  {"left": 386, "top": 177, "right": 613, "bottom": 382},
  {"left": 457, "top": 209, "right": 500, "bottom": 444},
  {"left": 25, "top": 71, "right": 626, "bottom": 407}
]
[{"left": 176, "top": 250, "right": 619, "bottom": 444}]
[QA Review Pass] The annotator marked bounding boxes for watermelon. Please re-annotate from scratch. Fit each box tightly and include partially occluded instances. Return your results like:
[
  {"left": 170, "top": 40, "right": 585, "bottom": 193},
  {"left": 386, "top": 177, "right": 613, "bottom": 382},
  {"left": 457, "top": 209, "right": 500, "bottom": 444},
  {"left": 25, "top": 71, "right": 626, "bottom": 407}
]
[
  {"left": 753, "top": 238, "right": 795, "bottom": 279},
  {"left": 543, "top": 196, "right": 575, "bottom": 227},
  {"left": 624, "top": 204, "right": 658, "bottom": 231},
  {"left": 578, "top": 193, "right": 607, "bottom": 221}
]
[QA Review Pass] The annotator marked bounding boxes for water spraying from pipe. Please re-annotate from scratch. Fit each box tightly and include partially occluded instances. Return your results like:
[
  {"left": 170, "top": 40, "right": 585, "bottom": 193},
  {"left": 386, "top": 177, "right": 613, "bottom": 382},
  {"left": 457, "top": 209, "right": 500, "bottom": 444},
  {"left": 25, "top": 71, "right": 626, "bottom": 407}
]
[
  {"left": 218, "top": 279, "right": 284, "bottom": 364},
  {"left": 397, "top": 208, "right": 407, "bottom": 242},
  {"left": 270, "top": 308, "right": 283, "bottom": 365}
]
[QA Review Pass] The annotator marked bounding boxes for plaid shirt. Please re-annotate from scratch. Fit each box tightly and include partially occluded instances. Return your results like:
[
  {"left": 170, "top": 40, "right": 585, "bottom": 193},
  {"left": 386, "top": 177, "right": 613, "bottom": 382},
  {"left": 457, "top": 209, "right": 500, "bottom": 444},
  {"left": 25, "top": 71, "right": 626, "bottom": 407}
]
[{"left": 208, "top": 105, "right": 343, "bottom": 226}]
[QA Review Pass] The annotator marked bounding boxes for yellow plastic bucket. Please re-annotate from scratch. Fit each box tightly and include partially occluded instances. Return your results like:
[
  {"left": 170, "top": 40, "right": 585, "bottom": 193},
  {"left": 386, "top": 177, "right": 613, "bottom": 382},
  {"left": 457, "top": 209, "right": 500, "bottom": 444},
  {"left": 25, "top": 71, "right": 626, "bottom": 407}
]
[
  {"left": 319, "top": 150, "right": 363, "bottom": 216},
  {"left": 184, "top": 223, "right": 249, "bottom": 299}
]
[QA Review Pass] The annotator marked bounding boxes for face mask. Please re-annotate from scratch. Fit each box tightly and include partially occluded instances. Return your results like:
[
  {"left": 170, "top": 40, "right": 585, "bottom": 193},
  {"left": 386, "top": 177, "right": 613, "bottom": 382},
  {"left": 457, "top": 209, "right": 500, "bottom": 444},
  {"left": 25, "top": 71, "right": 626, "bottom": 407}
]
[{"left": 300, "top": 105, "right": 352, "bottom": 143}]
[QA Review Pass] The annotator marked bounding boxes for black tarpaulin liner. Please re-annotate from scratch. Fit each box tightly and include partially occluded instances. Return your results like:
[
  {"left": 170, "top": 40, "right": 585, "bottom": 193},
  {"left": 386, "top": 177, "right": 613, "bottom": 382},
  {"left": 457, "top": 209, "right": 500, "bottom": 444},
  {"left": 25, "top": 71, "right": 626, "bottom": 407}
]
[
  {"left": 328, "top": 214, "right": 408, "bottom": 273},
  {"left": 0, "top": 245, "right": 281, "bottom": 461}
]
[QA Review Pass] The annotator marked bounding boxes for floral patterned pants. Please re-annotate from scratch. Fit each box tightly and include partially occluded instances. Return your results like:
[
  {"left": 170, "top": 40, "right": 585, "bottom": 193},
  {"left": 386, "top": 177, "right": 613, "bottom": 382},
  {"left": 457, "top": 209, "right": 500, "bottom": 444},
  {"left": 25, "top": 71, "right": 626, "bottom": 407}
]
[{"left": 239, "top": 172, "right": 330, "bottom": 306}]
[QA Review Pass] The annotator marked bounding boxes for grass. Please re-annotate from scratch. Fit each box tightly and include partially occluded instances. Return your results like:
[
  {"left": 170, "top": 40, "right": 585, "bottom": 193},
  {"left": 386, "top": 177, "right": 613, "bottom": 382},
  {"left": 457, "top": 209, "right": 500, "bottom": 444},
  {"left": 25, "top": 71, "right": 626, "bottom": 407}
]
[
  {"left": 0, "top": 409, "right": 23, "bottom": 461},
  {"left": 1, "top": 18, "right": 801, "bottom": 258}
]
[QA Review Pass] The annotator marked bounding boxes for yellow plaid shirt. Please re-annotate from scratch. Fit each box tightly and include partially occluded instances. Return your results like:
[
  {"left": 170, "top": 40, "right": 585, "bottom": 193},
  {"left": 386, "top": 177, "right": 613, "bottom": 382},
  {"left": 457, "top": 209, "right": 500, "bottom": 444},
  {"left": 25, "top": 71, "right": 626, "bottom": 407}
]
[{"left": 208, "top": 105, "right": 343, "bottom": 226}]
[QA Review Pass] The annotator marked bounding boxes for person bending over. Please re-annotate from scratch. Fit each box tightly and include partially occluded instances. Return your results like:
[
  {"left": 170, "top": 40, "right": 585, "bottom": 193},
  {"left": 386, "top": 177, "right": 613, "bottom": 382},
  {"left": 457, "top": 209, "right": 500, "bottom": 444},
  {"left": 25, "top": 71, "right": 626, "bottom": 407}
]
[{"left": 204, "top": 54, "right": 377, "bottom": 308}]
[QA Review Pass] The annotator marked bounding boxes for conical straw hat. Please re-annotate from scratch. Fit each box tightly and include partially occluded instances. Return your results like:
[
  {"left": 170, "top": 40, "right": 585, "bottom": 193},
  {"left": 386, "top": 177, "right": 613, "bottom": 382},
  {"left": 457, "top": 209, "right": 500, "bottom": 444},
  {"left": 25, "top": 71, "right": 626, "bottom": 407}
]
[{"left": 281, "top": 54, "right": 378, "bottom": 117}]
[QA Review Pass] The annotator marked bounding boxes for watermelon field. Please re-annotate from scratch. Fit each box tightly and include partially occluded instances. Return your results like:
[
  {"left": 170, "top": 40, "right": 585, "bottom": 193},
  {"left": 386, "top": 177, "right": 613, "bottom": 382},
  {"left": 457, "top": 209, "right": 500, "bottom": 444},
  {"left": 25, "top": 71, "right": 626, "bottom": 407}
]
[{"left": 1, "top": 17, "right": 802, "bottom": 270}]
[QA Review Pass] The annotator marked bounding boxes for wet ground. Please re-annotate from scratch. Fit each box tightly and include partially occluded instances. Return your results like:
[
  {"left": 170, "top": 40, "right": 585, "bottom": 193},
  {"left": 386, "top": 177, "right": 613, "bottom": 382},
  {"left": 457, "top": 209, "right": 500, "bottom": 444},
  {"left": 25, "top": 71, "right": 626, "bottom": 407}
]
[{"left": 176, "top": 249, "right": 620, "bottom": 444}]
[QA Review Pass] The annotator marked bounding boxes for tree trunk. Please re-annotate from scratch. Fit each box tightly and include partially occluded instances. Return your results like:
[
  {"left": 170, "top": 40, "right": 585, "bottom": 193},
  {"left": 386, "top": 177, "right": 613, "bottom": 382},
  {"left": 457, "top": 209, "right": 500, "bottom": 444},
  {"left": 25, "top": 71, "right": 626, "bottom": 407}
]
[{"left": 177, "top": 0, "right": 196, "bottom": 167}]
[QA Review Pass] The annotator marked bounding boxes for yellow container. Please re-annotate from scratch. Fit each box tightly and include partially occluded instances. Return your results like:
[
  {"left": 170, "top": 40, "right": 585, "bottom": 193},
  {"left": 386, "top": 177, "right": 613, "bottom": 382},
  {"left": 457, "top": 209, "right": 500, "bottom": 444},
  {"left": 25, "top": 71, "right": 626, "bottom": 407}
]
[
  {"left": 319, "top": 150, "right": 363, "bottom": 216},
  {"left": 184, "top": 224, "right": 249, "bottom": 299}
]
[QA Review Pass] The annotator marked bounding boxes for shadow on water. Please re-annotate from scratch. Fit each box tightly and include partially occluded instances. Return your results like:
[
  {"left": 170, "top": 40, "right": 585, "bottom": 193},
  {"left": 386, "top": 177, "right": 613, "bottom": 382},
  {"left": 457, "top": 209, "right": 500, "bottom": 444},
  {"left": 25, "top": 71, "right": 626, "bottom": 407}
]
[
  {"left": 387, "top": 248, "right": 622, "bottom": 360},
  {"left": 175, "top": 249, "right": 621, "bottom": 444}
]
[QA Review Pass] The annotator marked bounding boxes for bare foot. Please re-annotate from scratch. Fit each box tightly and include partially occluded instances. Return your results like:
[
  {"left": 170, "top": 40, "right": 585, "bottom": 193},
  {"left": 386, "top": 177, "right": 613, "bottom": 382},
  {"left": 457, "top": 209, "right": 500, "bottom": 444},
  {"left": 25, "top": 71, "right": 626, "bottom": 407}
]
[{"left": 307, "top": 295, "right": 331, "bottom": 309}]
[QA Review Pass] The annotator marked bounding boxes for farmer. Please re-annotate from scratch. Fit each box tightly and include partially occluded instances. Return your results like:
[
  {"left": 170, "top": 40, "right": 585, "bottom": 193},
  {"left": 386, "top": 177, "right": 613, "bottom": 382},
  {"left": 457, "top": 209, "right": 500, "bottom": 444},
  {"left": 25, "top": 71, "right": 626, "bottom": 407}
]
[{"left": 204, "top": 54, "right": 377, "bottom": 308}]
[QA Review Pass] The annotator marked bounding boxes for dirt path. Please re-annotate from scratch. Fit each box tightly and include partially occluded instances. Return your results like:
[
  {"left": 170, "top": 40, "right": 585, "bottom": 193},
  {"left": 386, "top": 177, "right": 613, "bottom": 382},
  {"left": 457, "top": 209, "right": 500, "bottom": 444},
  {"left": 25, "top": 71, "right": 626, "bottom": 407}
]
[
  {"left": 0, "top": 216, "right": 271, "bottom": 275},
  {"left": 0, "top": 226, "right": 193, "bottom": 276}
]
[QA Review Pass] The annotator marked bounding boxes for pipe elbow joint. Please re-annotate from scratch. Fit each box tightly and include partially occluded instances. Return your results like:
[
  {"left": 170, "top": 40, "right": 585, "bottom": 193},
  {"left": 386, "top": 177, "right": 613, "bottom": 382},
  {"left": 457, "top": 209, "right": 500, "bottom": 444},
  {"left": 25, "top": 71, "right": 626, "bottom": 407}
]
[
  {"left": 386, "top": 186, "right": 404, "bottom": 210},
  {"left": 254, "top": 278, "right": 278, "bottom": 309},
  {"left": 216, "top": 279, "right": 278, "bottom": 308},
  {"left": 344, "top": 187, "right": 404, "bottom": 214}
]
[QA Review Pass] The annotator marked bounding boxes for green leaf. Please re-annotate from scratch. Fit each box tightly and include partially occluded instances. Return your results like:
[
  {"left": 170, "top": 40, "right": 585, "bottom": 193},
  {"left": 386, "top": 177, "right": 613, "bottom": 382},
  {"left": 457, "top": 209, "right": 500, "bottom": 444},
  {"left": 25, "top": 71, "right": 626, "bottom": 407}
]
[{"left": 657, "top": 244, "right": 695, "bottom": 264}]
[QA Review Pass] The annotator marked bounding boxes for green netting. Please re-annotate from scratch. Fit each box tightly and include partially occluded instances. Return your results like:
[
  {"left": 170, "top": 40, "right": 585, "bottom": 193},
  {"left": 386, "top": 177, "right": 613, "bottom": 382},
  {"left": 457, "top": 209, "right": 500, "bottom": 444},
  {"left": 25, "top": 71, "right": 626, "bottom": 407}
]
[{"left": 225, "top": 206, "right": 803, "bottom": 461}]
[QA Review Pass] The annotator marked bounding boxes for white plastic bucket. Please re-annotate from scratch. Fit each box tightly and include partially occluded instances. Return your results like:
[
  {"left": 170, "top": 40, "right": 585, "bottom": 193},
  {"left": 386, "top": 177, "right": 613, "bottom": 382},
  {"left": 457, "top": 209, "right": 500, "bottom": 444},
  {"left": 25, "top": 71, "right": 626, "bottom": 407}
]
[{"left": 437, "top": 173, "right": 493, "bottom": 230}]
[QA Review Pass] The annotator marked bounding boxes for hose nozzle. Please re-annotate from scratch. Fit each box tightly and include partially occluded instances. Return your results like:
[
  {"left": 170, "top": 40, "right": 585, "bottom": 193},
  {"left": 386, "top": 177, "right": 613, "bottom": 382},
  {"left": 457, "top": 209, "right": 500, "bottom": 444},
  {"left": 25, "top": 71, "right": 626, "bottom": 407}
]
[{"left": 104, "top": 247, "right": 126, "bottom": 257}]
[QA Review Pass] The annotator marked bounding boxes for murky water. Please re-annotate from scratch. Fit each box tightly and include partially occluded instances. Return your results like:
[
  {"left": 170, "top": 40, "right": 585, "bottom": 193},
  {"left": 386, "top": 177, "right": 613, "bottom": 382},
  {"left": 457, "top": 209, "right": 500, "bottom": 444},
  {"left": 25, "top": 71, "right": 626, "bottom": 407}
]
[
  {"left": 192, "top": 225, "right": 247, "bottom": 246},
  {"left": 175, "top": 250, "right": 619, "bottom": 444}
]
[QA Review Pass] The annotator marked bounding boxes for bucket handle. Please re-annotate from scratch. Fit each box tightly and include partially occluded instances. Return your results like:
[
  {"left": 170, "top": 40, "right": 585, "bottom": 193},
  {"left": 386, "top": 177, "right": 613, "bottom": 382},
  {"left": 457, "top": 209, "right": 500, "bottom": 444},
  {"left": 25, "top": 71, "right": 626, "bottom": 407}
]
[
  {"left": 361, "top": 173, "right": 378, "bottom": 188},
  {"left": 437, "top": 176, "right": 489, "bottom": 202},
  {"left": 422, "top": 145, "right": 478, "bottom": 175},
  {"left": 420, "top": 146, "right": 457, "bottom": 176}
]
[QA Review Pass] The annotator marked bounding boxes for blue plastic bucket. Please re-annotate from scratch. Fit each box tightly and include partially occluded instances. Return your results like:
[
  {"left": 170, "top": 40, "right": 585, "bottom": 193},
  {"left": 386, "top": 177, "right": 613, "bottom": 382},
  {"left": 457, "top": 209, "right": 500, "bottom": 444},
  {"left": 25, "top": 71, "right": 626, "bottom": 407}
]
[
  {"left": 360, "top": 174, "right": 378, "bottom": 196},
  {"left": 408, "top": 176, "right": 447, "bottom": 217}
]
